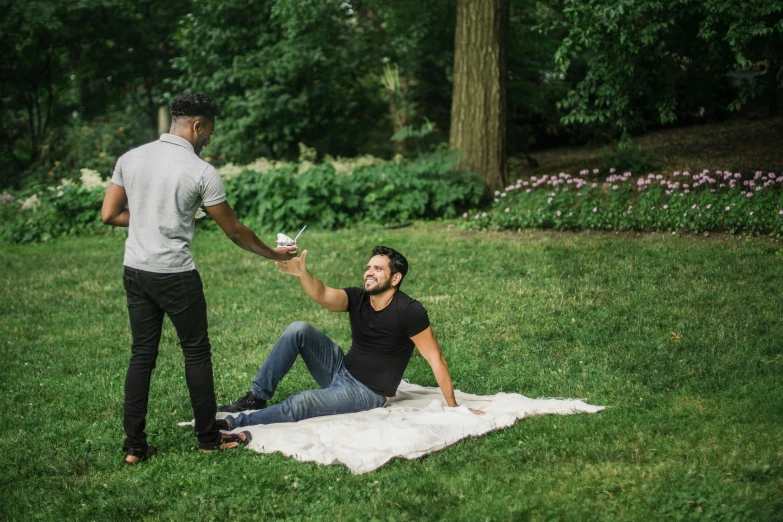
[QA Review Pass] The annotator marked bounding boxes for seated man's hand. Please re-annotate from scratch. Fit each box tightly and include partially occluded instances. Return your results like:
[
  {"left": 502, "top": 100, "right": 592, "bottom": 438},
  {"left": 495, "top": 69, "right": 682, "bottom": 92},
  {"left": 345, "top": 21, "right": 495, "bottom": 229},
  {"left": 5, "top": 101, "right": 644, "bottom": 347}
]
[
  {"left": 276, "top": 250, "right": 308, "bottom": 277},
  {"left": 469, "top": 408, "right": 485, "bottom": 415},
  {"left": 272, "top": 245, "right": 298, "bottom": 260}
]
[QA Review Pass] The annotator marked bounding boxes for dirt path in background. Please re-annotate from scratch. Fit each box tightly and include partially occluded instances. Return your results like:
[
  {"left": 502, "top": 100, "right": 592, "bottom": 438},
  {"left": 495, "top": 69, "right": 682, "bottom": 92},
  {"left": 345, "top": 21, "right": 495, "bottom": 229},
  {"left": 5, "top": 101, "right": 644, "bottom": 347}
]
[{"left": 511, "top": 116, "right": 783, "bottom": 178}]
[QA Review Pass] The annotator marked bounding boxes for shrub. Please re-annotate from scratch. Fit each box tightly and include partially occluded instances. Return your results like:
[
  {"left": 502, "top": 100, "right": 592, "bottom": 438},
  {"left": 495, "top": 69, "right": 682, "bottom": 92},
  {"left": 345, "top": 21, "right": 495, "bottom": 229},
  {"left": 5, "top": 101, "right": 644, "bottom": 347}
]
[
  {"left": 461, "top": 169, "right": 783, "bottom": 236},
  {"left": 0, "top": 152, "right": 484, "bottom": 244},
  {"left": 224, "top": 150, "right": 484, "bottom": 232},
  {"left": 0, "top": 170, "right": 110, "bottom": 244}
]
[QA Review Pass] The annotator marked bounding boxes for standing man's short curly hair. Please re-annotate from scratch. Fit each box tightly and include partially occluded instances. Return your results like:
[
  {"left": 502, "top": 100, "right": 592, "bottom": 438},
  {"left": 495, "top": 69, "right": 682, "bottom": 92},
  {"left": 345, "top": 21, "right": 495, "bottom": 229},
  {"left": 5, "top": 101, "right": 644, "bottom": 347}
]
[
  {"left": 170, "top": 94, "right": 221, "bottom": 120},
  {"left": 372, "top": 246, "right": 409, "bottom": 288}
]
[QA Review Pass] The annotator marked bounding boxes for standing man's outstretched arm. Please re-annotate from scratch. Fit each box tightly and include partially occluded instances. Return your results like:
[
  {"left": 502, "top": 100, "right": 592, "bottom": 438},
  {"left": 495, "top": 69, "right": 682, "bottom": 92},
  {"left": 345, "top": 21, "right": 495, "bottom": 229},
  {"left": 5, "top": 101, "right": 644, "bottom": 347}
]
[
  {"left": 205, "top": 201, "right": 296, "bottom": 261},
  {"left": 276, "top": 250, "right": 349, "bottom": 312}
]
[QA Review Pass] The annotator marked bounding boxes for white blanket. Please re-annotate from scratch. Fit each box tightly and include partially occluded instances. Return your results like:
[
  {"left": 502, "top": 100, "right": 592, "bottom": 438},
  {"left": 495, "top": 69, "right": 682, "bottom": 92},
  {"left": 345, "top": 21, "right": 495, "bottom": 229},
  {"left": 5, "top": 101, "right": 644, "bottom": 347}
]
[{"left": 181, "top": 381, "right": 605, "bottom": 474}]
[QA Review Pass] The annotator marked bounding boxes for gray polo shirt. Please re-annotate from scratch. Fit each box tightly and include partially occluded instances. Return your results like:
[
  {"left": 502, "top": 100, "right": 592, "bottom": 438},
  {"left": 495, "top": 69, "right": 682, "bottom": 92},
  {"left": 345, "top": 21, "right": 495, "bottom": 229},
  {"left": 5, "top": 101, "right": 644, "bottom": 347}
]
[{"left": 111, "top": 134, "right": 226, "bottom": 273}]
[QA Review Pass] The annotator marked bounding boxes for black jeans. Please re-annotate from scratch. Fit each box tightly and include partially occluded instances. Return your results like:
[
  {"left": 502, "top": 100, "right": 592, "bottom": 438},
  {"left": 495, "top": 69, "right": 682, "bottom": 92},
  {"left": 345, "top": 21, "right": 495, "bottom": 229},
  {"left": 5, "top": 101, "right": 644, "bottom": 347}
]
[{"left": 122, "top": 267, "right": 219, "bottom": 451}]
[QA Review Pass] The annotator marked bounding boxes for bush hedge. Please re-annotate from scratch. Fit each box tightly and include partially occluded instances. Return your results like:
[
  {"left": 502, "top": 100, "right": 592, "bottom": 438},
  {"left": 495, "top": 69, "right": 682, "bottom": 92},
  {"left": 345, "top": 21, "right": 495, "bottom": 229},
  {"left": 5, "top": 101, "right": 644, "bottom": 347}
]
[{"left": 0, "top": 151, "right": 484, "bottom": 244}]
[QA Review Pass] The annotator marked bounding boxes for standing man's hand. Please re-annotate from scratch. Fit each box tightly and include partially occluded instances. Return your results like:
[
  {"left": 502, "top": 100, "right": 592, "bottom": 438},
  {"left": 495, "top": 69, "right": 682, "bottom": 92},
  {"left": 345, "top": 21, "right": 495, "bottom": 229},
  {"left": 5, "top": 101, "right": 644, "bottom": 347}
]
[
  {"left": 276, "top": 250, "right": 308, "bottom": 277},
  {"left": 271, "top": 246, "right": 298, "bottom": 261}
]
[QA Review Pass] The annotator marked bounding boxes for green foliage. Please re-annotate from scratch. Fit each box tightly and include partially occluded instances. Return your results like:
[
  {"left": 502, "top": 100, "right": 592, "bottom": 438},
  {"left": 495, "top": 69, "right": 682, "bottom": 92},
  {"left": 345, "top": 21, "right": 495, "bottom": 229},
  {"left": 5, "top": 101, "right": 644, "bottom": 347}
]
[
  {"left": 462, "top": 170, "right": 783, "bottom": 235},
  {"left": 1, "top": 0, "right": 190, "bottom": 190},
  {"left": 224, "top": 151, "right": 484, "bottom": 233},
  {"left": 545, "top": 0, "right": 783, "bottom": 141},
  {"left": 390, "top": 119, "right": 437, "bottom": 142},
  {"left": 0, "top": 153, "right": 483, "bottom": 244},
  {"left": 171, "top": 0, "right": 372, "bottom": 162},
  {"left": 0, "top": 174, "right": 109, "bottom": 244}
]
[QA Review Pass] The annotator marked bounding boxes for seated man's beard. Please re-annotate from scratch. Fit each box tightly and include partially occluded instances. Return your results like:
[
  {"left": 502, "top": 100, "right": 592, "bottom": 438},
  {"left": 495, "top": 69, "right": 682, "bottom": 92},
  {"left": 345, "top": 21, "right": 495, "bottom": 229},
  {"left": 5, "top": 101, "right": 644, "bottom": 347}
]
[{"left": 366, "top": 278, "right": 393, "bottom": 295}]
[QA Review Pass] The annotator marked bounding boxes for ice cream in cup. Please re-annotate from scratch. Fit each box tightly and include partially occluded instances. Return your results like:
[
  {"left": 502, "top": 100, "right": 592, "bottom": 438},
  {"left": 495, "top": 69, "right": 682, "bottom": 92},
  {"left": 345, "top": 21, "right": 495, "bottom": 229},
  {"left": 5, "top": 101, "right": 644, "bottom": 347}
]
[
  {"left": 275, "top": 233, "right": 297, "bottom": 249},
  {"left": 275, "top": 225, "right": 305, "bottom": 251}
]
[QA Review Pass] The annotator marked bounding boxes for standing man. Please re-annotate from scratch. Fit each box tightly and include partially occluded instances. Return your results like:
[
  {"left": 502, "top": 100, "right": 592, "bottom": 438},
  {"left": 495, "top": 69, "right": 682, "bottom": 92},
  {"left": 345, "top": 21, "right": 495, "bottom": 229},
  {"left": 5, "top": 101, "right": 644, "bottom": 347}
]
[
  {"left": 102, "top": 93, "right": 296, "bottom": 464},
  {"left": 217, "top": 246, "right": 482, "bottom": 431}
]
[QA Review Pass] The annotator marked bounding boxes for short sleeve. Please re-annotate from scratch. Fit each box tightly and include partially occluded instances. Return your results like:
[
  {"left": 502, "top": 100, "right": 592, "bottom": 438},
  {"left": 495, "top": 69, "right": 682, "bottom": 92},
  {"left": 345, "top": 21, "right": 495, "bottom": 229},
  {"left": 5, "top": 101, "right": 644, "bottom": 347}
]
[
  {"left": 200, "top": 164, "right": 227, "bottom": 206},
  {"left": 404, "top": 300, "right": 430, "bottom": 338},
  {"left": 111, "top": 156, "right": 124, "bottom": 187},
  {"left": 343, "top": 287, "right": 364, "bottom": 308}
]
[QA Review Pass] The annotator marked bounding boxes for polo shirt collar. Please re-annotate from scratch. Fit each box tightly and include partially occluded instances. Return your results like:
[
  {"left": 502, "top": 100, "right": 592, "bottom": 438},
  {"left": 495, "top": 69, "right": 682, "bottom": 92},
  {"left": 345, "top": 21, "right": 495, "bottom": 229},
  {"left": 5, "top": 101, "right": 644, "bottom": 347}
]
[{"left": 159, "top": 133, "right": 195, "bottom": 154}]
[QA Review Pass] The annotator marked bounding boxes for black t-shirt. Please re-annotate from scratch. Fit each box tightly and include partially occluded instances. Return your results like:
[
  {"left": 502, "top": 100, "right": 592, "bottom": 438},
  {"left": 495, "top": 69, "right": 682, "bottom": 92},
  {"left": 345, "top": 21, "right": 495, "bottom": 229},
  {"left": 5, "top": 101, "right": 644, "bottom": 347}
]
[{"left": 343, "top": 287, "right": 430, "bottom": 397}]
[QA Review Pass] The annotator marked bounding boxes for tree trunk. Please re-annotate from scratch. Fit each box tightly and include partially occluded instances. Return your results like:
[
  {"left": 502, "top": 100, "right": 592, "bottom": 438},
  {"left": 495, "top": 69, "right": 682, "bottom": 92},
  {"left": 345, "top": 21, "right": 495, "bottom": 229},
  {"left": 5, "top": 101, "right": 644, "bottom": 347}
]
[
  {"left": 158, "top": 105, "right": 170, "bottom": 137},
  {"left": 449, "top": 0, "right": 508, "bottom": 193}
]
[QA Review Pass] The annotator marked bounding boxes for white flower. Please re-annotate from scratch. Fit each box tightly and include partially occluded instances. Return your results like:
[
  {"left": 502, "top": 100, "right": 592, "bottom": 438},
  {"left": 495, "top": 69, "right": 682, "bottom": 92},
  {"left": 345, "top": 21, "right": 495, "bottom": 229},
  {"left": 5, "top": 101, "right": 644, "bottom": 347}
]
[
  {"left": 195, "top": 208, "right": 207, "bottom": 220},
  {"left": 21, "top": 194, "right": 40, "bottom": 210},
  {"left": 80, "top": 168, "right": 109, "bottom": 190}
]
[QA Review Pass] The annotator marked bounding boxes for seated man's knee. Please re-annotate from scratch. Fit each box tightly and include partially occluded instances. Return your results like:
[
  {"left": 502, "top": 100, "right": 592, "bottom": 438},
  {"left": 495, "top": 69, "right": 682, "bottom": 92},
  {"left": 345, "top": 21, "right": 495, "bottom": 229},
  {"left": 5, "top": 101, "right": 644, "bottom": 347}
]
[{"left": 283, "top": 321, "right": 313, "bottom": 338}]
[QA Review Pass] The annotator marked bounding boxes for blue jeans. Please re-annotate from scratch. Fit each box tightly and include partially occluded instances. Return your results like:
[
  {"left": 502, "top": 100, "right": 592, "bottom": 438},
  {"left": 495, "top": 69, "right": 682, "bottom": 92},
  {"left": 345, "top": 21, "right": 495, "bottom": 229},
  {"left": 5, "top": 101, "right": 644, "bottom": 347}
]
[{"left": 227, "top": 322, "right": 387, "bottom": 428}]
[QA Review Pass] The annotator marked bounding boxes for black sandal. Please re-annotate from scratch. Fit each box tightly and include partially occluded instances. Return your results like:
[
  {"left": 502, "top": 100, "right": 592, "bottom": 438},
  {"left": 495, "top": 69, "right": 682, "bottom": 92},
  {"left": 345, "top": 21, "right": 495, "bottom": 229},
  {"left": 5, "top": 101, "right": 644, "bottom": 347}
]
[
  {"left": 124, "top": 446, "right": 158, "bottom": 465},
  {"left": 199, "top": 431, "right": 251, "bottom": 453}
]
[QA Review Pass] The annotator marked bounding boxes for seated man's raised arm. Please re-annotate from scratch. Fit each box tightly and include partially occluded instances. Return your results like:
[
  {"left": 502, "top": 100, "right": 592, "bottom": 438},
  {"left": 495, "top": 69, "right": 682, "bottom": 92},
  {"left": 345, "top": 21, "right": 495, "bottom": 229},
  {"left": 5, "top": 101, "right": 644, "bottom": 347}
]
[{"left": 277, "top": 251, "right": 349, "bottom": 312}]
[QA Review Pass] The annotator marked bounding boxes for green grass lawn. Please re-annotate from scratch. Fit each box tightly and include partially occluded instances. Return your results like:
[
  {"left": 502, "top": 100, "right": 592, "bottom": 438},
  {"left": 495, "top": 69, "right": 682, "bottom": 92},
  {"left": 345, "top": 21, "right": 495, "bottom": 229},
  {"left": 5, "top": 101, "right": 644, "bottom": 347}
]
[{"left": 1, "top": 225, "right": 781, "bottom": 521}]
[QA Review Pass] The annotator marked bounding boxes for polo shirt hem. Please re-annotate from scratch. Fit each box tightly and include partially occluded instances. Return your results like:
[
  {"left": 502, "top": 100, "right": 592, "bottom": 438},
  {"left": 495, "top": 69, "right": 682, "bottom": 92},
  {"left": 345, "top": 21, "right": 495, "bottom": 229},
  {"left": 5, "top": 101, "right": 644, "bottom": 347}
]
[{"left": 123, "top": 261, "right": 197, "bottom": 274}]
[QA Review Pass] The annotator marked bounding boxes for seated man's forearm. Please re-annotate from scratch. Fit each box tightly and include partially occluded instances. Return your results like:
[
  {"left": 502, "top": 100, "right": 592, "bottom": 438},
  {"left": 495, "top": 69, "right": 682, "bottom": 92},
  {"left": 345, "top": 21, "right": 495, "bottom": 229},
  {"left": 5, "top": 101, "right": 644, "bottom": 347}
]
[
  {"left": 298, "top": 271, "right": 334, "bottom": 309},
  {"left": 430, "top": 355, "right": 458, "bottom": 407}
]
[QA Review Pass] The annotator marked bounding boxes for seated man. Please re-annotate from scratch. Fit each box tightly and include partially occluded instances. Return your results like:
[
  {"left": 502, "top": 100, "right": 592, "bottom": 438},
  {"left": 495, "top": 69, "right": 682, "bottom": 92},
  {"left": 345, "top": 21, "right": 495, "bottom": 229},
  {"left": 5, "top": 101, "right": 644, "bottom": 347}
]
[{"left": 217, "top": 246, "right": 482, "bottom": 430}]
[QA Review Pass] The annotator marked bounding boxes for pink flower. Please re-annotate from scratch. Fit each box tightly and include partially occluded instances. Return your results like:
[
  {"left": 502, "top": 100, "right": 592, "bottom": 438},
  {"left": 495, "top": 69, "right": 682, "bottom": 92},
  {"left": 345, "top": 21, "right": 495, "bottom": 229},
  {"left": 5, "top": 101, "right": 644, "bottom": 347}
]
[
  {"left": 779, "top": 210, "right": 783, "bottom": 215},
  {"left": 691, "top": 204, "right": 697, "bottom": 209},
  {"left": 725, "top": 206, "right": 730, "bottom": 211},
  {"left": 504, "top": 208, "right": 510, "bottom": 213},
  {"left": 663, "top": 205, "right": 668, "bottom": 210},
  {"left": 592, "top": 207, "right": 597, "bottom": 212},
  {"left": 749, "top": 211, "right": 754, "bottom": 216},
  {"left": 706, "top": 204, "right": 712, "bottom": 209},
  {"left": 462, "top": 212, "right": 468, "bottom": 218},
  {"left": 481, "top": 212, "right": 487, "bottom": 217},
  {"left": 525, "top": 189, "right": 531, "bottom": 193}
]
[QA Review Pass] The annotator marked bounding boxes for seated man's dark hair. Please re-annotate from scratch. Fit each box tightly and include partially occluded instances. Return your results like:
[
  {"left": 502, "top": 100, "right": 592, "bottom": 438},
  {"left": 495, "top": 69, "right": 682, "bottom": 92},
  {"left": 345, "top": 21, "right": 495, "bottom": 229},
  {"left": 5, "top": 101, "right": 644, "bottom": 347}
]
[
  {"left": 372, "top": 246, "right": 408, "bottom": 287},
  {"left": 170, "top": 94, "right": 221, "bottom": 120}
]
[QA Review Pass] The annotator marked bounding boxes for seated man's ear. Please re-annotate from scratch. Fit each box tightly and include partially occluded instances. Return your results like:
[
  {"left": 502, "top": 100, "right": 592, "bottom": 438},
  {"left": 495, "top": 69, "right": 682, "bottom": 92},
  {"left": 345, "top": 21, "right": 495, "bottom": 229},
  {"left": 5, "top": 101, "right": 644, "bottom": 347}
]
[{"left": 392, "top": 273, "right": 402, "bottom": 287}]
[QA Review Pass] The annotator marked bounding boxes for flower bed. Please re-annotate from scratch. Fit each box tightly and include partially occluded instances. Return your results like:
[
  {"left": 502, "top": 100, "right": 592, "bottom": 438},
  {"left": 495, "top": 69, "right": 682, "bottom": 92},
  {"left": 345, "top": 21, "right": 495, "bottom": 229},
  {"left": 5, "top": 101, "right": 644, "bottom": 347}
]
[{"left": 461, "top": 169, "right": 783, "bottom": 235}]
